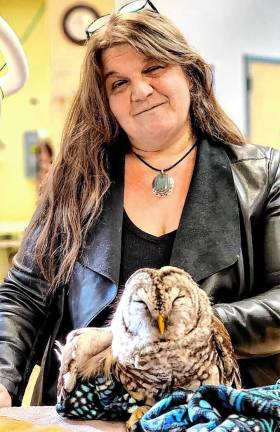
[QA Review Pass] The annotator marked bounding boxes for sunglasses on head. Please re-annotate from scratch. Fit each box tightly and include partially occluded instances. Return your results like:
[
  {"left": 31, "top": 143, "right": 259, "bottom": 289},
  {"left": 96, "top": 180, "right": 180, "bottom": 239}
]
[{"left": 86, "top": 0, "right": 159, "bottom": 39}]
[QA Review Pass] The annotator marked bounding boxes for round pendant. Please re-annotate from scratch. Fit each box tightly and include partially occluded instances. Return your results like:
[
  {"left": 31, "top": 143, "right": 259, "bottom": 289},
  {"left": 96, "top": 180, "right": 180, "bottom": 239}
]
[{"left": 152, "top": 172, "right": 175, "bottom": 197}]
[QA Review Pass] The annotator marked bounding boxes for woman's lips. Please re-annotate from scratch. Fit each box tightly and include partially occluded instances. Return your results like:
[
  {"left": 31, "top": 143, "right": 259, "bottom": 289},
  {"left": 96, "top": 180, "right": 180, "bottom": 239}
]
[{"left": 134, "top": 102, "right": 166, "bottom": 116}]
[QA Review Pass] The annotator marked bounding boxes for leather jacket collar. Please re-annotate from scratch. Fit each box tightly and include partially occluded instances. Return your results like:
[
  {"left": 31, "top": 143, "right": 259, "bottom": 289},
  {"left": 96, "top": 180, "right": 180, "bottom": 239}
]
[{"left": 80, "top": 138, "right": 241, "bottom": 284}]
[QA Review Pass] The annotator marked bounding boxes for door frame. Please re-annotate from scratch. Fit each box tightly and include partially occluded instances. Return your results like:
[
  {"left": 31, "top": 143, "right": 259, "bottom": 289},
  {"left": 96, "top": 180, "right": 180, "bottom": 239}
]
[{"left": 244, "top": 54, "right": 280, "bottom": 138}]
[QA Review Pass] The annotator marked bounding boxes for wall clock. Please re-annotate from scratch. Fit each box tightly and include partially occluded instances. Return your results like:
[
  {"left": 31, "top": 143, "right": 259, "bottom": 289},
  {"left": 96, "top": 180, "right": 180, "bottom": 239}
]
[{"left": 62, "top": 4, "right": 99, "bottom": 45}]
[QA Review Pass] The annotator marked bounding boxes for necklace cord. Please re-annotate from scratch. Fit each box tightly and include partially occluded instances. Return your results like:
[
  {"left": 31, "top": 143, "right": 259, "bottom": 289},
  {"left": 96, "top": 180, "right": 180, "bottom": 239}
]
[{"left": 132, "top": 141, "right": 197, "bottom": 173}]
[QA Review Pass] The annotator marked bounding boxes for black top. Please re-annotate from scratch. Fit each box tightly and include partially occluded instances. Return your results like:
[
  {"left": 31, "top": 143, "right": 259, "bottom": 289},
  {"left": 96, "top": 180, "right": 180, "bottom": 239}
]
[
  {"left": 118, "top": 209, "right": 177, "bottom": 288},
  {"left": 95, "top": 210, "right": 177, "bottom": 325}
]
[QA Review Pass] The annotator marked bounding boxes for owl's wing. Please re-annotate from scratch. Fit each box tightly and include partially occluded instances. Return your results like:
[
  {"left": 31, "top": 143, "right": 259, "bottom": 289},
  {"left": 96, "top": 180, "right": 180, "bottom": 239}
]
[
  {"left": 212, "top": 315, "right": 242, "bottom": 389},
  {"left": 56, "top": 327, "right": 113, "bottom": 401}
]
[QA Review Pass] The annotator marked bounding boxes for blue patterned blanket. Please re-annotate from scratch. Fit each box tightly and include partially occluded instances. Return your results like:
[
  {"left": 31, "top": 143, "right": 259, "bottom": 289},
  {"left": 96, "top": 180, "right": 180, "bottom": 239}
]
[
  {"left": 140, "top": 384, "right": 280, "bottom": 431},
  {"left": 56, "top": 377, "right": 280, "bottom": 431}
]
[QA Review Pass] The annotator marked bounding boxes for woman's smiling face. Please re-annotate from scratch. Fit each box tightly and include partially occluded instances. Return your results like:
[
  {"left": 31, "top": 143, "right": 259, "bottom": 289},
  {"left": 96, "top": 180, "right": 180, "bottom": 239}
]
[{"left": 102, "top": 44, "right": 192, "bottom": 150}]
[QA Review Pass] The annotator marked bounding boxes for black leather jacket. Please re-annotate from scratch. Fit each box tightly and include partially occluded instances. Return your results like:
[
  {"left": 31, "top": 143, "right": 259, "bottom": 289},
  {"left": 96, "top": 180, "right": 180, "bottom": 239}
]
[{"left": 0, "top": 138, "right": 279, "bottom": 405}]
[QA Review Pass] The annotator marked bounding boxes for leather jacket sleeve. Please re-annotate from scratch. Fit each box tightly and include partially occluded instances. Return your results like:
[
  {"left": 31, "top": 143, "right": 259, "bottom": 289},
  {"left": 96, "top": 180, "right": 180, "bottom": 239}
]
[
  {"left": 0, "top": 226, "right": 51, "bottom": 404},
  {"left": 213, "top": 148, "right": 280, "bottom": 359}
]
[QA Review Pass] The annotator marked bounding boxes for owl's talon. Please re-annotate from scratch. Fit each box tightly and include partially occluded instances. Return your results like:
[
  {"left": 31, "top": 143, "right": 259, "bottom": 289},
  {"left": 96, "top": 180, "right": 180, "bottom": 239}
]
[{"left": 126, "top": 406, "right": 149, "bottom": 431}]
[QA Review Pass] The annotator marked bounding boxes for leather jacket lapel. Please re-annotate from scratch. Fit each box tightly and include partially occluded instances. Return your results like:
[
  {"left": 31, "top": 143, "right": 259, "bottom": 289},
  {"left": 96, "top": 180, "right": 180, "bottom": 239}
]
[
  {"left": 69, "top": 150, "right": 125, "bottom": 329},
  {"left": 80, "top": 138, "right": 241, "bottom": 287},
  {"left": 80, "top": 150, "right": 125, "bottom": 285},
  {"left": 170, "top": 138, "right": 241, "bottom": 282}
]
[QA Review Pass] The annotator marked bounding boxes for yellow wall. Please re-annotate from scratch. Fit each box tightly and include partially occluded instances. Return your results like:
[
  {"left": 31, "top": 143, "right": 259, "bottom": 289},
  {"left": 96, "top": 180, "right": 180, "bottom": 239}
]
[
  {"left": 0, "top": 0, "right": 114, "bottom": 224},
  {"left": 46, "top": 0, "right": 114, "bottom": 155},
  {"left": 0, "top": 0, "right": 50, "bottom": 222}
]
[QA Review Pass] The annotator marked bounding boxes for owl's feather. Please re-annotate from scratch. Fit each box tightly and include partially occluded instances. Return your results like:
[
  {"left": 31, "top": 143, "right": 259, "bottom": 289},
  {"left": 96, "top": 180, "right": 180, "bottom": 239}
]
[
  {"left": 212, "top": 314, "right": 241, "bottom": 388},
  {"left": 57, "top": 326, "right": 112, "bottom": 400},
  {"left": 58, "top": 266, "right": 241, "bottom": 408},
  {"left": 109, "top": 266, "right": 241, "bottom": 403}
]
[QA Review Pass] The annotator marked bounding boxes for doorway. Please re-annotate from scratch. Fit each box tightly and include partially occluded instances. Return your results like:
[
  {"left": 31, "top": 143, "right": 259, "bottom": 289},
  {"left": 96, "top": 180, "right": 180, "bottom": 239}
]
[{"left": 244, "top": 55, "right": 280, "bottom": 149}]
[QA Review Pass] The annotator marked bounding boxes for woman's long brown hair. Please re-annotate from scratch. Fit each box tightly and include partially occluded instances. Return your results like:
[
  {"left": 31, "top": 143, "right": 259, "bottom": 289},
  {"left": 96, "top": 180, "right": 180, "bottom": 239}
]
[{"left": 19, "top": 10, "right": 246, "bottom": 292}]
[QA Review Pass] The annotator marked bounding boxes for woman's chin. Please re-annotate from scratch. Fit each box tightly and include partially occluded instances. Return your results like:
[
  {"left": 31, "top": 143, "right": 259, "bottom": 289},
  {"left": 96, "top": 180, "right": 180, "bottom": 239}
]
[{"left": 130, "top": 128, "right": 178, "bottom": 150}]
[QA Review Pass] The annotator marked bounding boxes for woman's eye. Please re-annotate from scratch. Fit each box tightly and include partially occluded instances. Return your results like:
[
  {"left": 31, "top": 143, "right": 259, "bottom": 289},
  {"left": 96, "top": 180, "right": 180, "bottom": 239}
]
[
  {"left": 111, "top": 80, "right": 127, "bottom": 90},
  {"left": 145, "top": 65, "right": 165, "bottom": 74}
]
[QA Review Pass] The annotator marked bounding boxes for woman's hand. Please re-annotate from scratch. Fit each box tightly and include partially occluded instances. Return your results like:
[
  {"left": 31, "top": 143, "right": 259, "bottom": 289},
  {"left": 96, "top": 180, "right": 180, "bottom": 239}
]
[{"left": 0, "top": 383, "right": 12, "bottom": 407}]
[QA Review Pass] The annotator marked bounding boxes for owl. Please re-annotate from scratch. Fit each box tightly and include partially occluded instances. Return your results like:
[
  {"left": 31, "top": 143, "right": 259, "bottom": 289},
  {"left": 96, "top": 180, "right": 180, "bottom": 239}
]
[{"left": 57, "top": 266, "right": 241, "bottom": 429}]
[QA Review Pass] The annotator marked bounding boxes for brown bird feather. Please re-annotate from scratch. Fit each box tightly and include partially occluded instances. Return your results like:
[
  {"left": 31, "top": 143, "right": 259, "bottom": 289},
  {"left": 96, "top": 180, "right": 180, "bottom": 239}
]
[{"left": 57, "top": 266, "right": 241, "bottom": 411}]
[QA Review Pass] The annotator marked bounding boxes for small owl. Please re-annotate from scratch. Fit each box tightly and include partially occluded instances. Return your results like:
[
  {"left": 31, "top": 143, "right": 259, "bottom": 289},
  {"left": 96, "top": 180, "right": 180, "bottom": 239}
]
[{"left": 58, "top": 266, "right": 241, "bottom": 428}]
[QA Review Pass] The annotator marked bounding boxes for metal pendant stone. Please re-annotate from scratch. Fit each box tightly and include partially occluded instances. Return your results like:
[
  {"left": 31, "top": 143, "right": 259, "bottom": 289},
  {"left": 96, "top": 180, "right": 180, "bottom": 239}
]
[{"left": 152, "top": 172, "right": 175, "bottom": 197}]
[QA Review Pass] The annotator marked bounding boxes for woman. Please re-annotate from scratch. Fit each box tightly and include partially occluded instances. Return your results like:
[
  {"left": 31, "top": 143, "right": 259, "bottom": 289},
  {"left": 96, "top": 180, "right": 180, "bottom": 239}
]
[{"left": 0, "top": 0, "right": 279, "bottom": 407}]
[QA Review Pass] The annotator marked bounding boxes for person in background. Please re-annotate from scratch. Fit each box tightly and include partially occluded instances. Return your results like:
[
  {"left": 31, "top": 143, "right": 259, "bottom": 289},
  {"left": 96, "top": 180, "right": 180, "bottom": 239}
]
[
  {"left": 35, "top": 140, "right": 53, "bottom": 195},
  {"left": 0, "top": 0, "right": 279, "bottom": 407}
]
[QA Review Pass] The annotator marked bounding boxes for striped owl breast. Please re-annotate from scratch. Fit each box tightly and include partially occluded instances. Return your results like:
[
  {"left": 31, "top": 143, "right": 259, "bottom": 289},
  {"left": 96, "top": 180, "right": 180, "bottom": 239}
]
[
  {"left": 115, "top": 340, "right": 218, "bottom": 402},
  {"left": 114, "top": 354, "right": 173, "bottom": 403}
]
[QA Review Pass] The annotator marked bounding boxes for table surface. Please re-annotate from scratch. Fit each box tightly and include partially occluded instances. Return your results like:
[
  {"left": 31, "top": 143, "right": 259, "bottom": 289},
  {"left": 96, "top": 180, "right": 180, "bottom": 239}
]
[{"left": 0, "top": 406, "right": 126, "bottom": 431}]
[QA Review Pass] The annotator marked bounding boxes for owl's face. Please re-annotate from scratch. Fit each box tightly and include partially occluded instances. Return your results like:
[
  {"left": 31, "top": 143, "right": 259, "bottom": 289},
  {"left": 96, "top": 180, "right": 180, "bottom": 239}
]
[{"left": 112, "top": 266, "right": 212, "bottom": 344}]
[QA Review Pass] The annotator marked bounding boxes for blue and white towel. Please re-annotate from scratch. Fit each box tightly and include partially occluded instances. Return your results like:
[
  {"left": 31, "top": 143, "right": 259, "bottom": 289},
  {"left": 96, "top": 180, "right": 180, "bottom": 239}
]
[{"left": 56, "top": 377, "right": 280, "bottom": 431}]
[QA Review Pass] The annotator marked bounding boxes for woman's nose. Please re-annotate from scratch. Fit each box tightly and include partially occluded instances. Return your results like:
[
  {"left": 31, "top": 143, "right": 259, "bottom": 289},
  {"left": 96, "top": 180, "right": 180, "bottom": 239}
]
[{"left": 131, "top": 79, "right": 153, "bottom": 101}]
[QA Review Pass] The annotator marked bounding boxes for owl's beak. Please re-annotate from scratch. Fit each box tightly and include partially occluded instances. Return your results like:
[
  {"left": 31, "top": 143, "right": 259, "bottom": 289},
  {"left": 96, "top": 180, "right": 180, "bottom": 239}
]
[{"left": 157, "top": 314, "right": 165, "bottom": 334}]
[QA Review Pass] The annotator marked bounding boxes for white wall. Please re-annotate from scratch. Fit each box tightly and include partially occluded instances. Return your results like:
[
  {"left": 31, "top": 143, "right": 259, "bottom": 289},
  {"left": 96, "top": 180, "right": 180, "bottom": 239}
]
[{"left": 115, "top": 0, "right": 280, "bottom": 134}]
